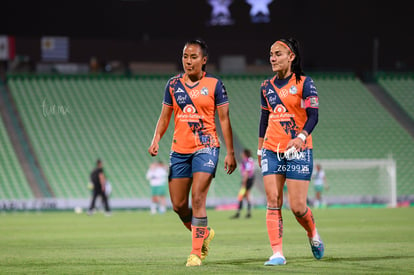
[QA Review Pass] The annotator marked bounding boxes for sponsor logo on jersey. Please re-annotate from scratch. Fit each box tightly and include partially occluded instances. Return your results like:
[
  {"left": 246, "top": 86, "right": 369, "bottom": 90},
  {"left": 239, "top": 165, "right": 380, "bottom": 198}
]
[
  {"left": 183, "top": 104, "right": 196, "bottom": 114},
  {"left": 189, "top": 89, "right": 200, "bottom": 98},
  {"left": 176, "top": 94, "right": 187, "bottom": 105},
  {"left": 268, "top": 95, "right": 277, "bottom": 105},
  {"left": 274, "top": 104, "right": 286, "bottom": 113},
  {"left": 278, "top": 89, "right": 288, "bottom": 98}
]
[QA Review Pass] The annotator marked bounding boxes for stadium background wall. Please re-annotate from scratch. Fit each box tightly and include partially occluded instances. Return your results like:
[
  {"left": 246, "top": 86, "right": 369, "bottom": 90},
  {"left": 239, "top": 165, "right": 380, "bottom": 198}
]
[{"left": 1, "top": 0, "right": 412, "bottom": 73}]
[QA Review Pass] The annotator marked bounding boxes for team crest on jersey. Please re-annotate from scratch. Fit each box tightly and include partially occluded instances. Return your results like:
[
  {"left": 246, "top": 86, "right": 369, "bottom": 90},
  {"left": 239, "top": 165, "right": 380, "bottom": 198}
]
[
  {"left": 201, "top": 87, "right": 209, "bottom": 96},
  {"left": 289, "top": 85, "right": 297, "bottom": 94},
  {"left": 183, "top": 104, "right": 196, "bottom": 114},
  {"left": 274, "top": 104, "right": 286, "bottom": 113}
]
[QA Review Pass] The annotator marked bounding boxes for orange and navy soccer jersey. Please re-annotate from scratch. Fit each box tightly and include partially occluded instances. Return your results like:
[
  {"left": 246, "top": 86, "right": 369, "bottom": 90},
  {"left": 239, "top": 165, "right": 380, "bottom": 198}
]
[
  {"left": 261, "top": 74, "right": 319, "bottom": 153},
  {"left": 163, "top": 72, "right": 229, "bottom": 154}
]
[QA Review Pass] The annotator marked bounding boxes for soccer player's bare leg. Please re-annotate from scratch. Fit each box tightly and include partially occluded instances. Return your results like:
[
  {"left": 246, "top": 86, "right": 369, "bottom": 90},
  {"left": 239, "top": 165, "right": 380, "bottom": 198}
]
[{"left": 169, "top": 177, "right": 192, "bottom": 230}]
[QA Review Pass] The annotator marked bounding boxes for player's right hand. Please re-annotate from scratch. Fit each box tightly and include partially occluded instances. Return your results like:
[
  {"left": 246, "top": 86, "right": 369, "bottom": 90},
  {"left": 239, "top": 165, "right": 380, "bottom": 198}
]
[{"left": 224, "top": 154, "right": 237, "bottom": 175}]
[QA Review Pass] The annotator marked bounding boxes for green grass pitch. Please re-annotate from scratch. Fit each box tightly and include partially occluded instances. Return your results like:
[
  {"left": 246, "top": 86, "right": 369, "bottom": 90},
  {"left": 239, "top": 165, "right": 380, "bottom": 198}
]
[{"left": 1, "top": 207, "right": 413, "bottom": 274}]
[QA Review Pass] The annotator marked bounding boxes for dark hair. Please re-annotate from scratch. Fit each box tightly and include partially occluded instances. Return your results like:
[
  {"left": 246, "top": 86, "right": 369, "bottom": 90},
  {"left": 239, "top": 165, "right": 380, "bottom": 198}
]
[
  {"left": 96, "top": 159, "right": 102, "bottom": 166},
  {"left": 277, "top": 38, "right": 304, "bottom": 83},
  {"left": 184, "top": 39, "right": 208, "bottom": 71},
  {"left": 243, "top": 148, "right": 252, "bottom": 158}
]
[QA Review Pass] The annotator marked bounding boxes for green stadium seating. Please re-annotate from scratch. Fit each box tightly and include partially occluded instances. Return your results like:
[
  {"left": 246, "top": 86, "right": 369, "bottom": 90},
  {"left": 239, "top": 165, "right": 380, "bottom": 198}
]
[
  {"left": 0, "top": 84, "right": 33, "bottom": 199},
  {"left": 8, "top": 75, "right": 242, "bottom": 200},
  {"left": 377, "top": 73, "right": 414, "bottom": 120},
  {"left": 224, "top": 75, "right": 261, "bottom": 151},
  {"left": 5, "top": 73, "right": 414, "bottom": 202},
  {"left": 310, "top": 74, "right": 413, "bottom": 196}
]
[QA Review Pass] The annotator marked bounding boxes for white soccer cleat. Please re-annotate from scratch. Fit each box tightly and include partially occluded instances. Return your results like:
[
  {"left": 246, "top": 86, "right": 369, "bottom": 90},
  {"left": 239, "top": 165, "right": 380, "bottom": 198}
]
[{"left": 264, "top": 252, "right": 286, "bottom": 266}]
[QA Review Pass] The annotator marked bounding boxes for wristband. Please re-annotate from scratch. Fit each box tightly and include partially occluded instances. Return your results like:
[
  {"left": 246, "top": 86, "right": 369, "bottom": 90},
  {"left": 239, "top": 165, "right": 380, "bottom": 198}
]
[
  {"left": 297, "top": 133, "right": 307, "bottom": 142},
  {"left": 257, "top": 149, "right": 262, "bottom": 156}
]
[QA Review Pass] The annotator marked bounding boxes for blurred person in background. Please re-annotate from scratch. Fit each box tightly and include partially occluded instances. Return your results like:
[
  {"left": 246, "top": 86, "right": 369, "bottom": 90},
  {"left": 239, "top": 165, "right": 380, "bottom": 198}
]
[
  {"left": 88, "top": 159, "right": 111, "bottom": 216},
  {"left": 231, "top": 148, "right": 255, "bottom": 219},
  {"left": 312, "top": 163, "right": 328, "bottom": 208},
  {"left": 146, "top": 160, "right": 168, "bottom": 214},
  {"left": 148, "top": 39, "right": 237, "bottom": 266},
  {"left": 257, "top": 38, "right": 324, "bottom": 266}
]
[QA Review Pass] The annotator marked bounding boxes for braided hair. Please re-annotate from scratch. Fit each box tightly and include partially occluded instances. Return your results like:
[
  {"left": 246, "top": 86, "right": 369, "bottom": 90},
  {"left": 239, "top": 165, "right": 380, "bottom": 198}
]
[{"left": 277, "top": 38, "right": 304, "bottom": 83}]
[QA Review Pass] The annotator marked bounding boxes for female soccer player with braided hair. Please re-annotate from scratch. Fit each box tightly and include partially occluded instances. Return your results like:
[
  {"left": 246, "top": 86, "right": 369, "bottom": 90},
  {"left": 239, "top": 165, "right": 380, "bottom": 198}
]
[
  {"left": 148, "top": 39, "right": 237, "bottom": 267},
  {"left": 257, "top": 37, "right": 324, "bottom": 266}
]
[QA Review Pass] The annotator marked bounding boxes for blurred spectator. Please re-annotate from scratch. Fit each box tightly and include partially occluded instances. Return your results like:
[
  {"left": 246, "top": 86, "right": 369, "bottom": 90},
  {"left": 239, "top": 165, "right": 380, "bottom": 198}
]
[{"left": 146, "top": 160, "right": 168, "bottom": 214}]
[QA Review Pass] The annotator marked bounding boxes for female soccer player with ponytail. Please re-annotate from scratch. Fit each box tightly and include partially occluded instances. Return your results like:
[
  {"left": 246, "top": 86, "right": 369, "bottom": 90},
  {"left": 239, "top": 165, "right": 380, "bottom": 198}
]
[
  {"left": 148, "top": 39, "right": 237, "bottom": 267},
  {"left": 257, "top": 38, "right": 324, "bottom": 266}
]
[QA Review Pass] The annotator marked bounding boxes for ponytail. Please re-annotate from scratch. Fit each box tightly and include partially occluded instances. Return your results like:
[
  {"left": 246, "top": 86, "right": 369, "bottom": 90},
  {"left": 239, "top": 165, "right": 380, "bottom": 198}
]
[{"left": 277, "top": 38, "right": 304, "bottom": 83}]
